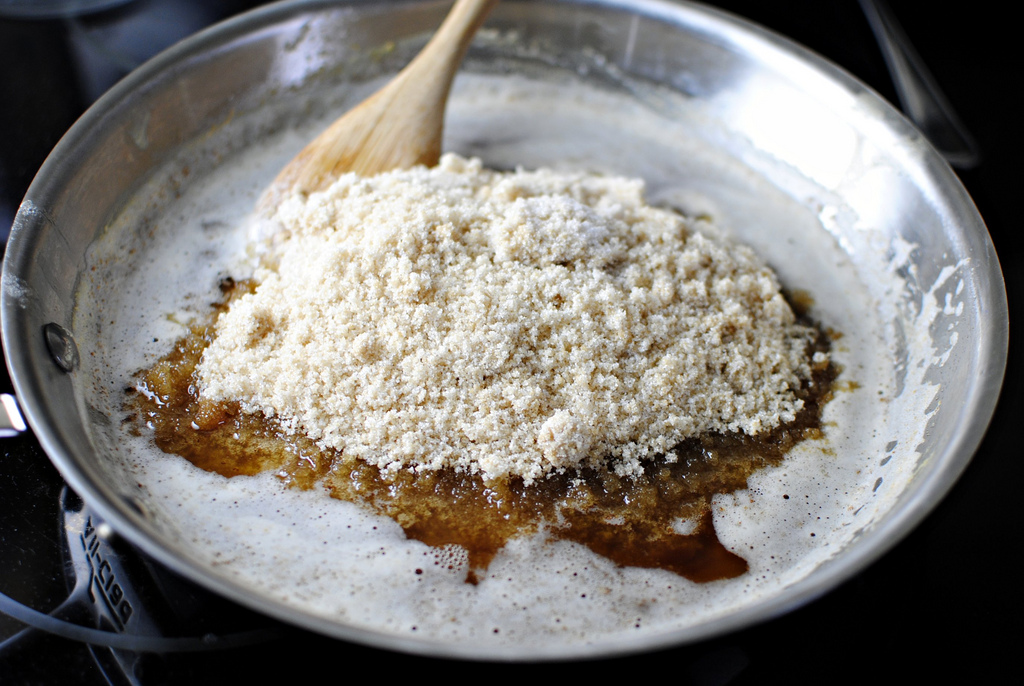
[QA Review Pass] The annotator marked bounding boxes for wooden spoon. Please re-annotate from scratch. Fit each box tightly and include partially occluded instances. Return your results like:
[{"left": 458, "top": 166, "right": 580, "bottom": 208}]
[{"left": 262, "top": 0, "right": 498, "bottom": 208}]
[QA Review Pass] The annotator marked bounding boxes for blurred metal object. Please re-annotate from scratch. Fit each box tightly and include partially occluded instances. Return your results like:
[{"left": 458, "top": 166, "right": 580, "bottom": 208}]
[
  {"left": 858, "top": 0, "right": 981, "bottom": 168},
  {"left": 0, "top": 393, "right": 25, "bottom": 437},
  {"left": 0, "top": 0, "right": 136, "bottom": 18}
]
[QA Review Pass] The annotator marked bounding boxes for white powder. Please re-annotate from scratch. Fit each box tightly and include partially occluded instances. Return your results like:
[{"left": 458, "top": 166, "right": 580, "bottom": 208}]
[{"left": 197, "top": 154, "right": 817, "bottom": 483}]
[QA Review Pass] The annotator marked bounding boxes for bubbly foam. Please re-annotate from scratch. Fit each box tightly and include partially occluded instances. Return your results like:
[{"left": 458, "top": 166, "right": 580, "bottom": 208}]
[{"left": 73, "top": 72, "right": 946, "bottom": 655}]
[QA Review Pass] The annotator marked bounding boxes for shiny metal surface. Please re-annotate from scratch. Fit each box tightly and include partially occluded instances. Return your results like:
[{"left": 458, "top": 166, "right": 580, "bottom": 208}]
[
  {"left": 1, "top": 0, "right": 1007, "bottom": 659},
  {"left": 0, "top": 393, "right": 25, "bottom": 437}
]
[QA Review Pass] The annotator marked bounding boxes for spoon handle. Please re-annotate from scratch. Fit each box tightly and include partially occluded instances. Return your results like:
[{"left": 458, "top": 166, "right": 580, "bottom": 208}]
[
  {"left": 420, "top": 0, "right": 499, "bottom": 74},
  {"left": 382, "top": 0, "right": 499, "bottom": 147},
  {"left": 264, "top": 0, "right": 498, "bottom": 203}
]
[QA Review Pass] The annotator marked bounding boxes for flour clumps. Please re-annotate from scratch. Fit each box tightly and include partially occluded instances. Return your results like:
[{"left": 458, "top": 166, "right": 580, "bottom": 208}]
[{"left": 196, "top": 154, "right": 818, "bottom": 484}]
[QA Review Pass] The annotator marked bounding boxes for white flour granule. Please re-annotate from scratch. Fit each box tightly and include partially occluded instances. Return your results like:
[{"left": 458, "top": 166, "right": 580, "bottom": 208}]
[{"left": 197, "top": 154, "right": 816, "bottom": 483}]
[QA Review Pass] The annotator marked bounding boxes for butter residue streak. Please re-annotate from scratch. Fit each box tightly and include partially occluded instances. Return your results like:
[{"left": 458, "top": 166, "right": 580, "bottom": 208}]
[{"left": 197, "top": 154, "right": 817, "bottom": 483}]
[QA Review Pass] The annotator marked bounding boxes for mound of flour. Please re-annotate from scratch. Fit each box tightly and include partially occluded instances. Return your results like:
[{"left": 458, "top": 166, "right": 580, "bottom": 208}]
[{"left": 197, "top": 154, "right": 816, "bottom": 483}]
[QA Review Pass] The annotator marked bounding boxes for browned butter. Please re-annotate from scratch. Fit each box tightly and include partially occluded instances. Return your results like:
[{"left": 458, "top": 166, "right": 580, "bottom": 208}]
[{"left": 127, "top": 279, "right": 835, "bottom": 585}]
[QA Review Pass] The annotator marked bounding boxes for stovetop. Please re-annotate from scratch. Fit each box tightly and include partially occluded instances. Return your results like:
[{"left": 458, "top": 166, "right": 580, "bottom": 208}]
[{"left": 1, "top": 1, "right": 1019, "bottom": 682}]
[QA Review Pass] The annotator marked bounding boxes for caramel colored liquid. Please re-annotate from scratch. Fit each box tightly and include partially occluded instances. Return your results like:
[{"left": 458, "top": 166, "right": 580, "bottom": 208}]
[{"left": 127, "top": 281, "right": 834, "bottom": 585}]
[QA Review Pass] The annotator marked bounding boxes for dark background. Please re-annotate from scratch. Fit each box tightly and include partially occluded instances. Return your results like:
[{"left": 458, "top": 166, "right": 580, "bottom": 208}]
[{"left": 1, "top": 1, "right": 1018, "bottom": 683}]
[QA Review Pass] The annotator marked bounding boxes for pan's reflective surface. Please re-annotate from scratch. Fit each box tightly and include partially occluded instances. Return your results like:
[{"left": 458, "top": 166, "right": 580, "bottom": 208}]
[{"left": 2, "top": 0, "right": 1006, "bottom": 659}]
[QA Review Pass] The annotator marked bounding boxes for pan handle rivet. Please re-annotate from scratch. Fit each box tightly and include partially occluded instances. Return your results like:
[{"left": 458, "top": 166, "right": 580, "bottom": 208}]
[{"left": 43, "top": 322, "right": 79, "bottom": 372}]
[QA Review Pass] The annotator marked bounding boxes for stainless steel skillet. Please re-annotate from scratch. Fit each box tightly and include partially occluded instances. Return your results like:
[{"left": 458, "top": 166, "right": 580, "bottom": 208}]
[{"left": 1, "top": 0, "right": 1007, "bottom": 659}]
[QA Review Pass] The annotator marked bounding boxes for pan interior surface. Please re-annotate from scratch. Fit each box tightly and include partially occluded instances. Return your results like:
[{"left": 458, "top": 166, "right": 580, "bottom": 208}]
[{"left": 6, "top": 0, "right": 1004, "bottom": 659}]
